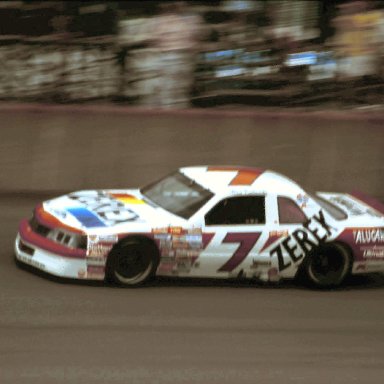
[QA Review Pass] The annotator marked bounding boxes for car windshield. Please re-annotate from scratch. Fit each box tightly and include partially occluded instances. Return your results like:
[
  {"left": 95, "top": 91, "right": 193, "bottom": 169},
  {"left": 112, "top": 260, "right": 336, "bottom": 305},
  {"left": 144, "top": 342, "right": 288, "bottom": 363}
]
[
  {"left": 309, "top": 192, "right": 348, "bottom": 220},
  {"left": 141, "top": 171, "right": 214, "bottom": 219}
]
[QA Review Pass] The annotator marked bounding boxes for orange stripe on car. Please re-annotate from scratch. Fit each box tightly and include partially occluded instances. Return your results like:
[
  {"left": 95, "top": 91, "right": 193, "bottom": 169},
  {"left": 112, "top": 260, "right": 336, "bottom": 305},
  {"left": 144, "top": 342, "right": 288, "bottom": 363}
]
[
  {"left": 207, "top": 166, "right": 263, "bottom": 186},
  {"left": 35, "top": 204, "right": 85, "bottom": 234},
  {"left": 110, "top": 193, "right": 145, "bottom": 205}
]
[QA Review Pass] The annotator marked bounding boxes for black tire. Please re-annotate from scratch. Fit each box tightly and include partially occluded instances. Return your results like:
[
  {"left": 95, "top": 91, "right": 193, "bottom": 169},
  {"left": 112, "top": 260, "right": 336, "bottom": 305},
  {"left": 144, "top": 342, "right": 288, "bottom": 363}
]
[
  {"left": 301, "top": 243, "right": 352, "bottom": 288},
  {"left": 106, "top": 238, "right": 159, "bottom": 287}
]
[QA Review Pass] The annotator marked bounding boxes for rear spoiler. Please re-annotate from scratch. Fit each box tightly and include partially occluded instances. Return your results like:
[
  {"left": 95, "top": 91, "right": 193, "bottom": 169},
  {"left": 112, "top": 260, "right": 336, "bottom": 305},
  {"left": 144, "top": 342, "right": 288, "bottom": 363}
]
[{"left": 349, "top": 191, "right": 384, "bottom": 216}]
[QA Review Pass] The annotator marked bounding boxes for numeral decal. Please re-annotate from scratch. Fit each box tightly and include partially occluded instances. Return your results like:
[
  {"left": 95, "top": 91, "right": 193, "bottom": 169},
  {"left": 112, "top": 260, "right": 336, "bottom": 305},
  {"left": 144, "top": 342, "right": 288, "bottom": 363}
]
[{"left": 217, "top": 232, "right": 262, "bottom": 272}]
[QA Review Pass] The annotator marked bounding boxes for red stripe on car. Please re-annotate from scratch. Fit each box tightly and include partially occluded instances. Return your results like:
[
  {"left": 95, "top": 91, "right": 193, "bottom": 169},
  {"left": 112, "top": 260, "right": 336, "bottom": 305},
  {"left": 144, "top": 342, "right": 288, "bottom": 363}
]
[{"left": 19, "top": 219, "right": 86, "bottom": 259}]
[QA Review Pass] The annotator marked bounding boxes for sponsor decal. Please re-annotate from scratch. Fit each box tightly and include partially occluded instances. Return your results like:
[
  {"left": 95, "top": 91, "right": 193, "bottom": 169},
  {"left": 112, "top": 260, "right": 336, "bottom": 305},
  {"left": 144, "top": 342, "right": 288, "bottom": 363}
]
[
  {"left": 161, "top": 250, "right": 175, "bottom": 258},
  {"left": 152, "top": 228, "right": 166, "bottom": 234},
  {"left": 68, "top": 191, "right": 140, "bottom": 227},
  {"left": 18, "top": 254, "right": 46, "bottom": 270},
  {"left": 171, "top": 240, "right": 191, "bottom": 249},
  {"left": 269, "top": 210, "right": 333, "bottom": 271},
  {"left": 52, "top": 209, "right": 68, "bottom": 220},
  {"left": 361, "top": 246, "right": 384, "bottom": 259},
  {"left": 329, "top": 195, "right": 381, "bottom": 218},
  {"left": 268, "top": 267, "right": 279, "bottom": 281},
  {"left": 175, "top": 249, "right": 200, "bottom": 260},
  {"left": 270, "top": 230, "right": 289, "bottom": 237},
  {"left": 353, "top": 228, "right": 384, "bottom": 244},
  {"left": 152, "top": 226, "right": 183, "bottom": 235},
  {"left": 259, "top": 231, "right": 288, "bottom": 253},
  {"left": 153, "top": 227, "right": 203, "bottom": 274},
  {"left": 355, "top": 263, "right": 366, "bottom": 272},
  {"left": 158, "top": 241, "right": 172, "bottom": 251},
  {"left": 85, "top": 256, "right": 106, "bottom": 266},
  {"left": 297, "top": 194, "right": 309, "bottom": 208},
  {"left": 157, "top": 260, "right": 177, "bottom": 274},
  {"left": 169, "top": 227, "right": 183, "bottom": 235},
  {"left": 353, "top": 261, "right": 384, "bottom": 273},
  {"left": 350, "top": 191, "right": 384, "bottom": 216},
  {"left": 337, "top": 227, "right": 384, "bottom": 261},
  {"left": 78, "top": 269, "right": 86, "bottom": 278},
  {"left": 152, "top": 233, "right": 172, "bottom": 241},
  {"left": 86, "top": 265, "right": 105, "bottom": 279},
  {"left": 250, "top": 259, "right": 271, "bottom": 270},
  {"left": 88, "top": 234, "right": 119, "bottom": 243},
  {"left": 176, "top": 260, "right": 197, "bottom": 273},
  {"left": 86, "top": 233, "right": 117, "bottom": 268},
  {"left": 174, "top": 249, "right": 201, "bottom": 271},
  {"left": 168, "top": 234, "right": 202, "bottom": 249},
  {"left": 87, "top": 243, "right": 113, "bottom": 258}
]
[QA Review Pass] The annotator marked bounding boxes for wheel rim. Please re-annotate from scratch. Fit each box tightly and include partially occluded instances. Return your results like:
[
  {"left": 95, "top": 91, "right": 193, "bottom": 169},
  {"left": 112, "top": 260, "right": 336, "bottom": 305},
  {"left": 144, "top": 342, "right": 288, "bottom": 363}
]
[
  {"left": 308, "top": 246, "right": 350, "bottom": 286},
  {"left": 114, "top": 246, "right": 153, "bottom": 285}
]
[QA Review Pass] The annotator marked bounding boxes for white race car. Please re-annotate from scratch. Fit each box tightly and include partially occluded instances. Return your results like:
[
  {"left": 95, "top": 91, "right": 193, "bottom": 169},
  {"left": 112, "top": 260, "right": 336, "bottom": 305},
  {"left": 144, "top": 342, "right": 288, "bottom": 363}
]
[{"left": 15, "top": 166, "right": 384, "bottom": 287}]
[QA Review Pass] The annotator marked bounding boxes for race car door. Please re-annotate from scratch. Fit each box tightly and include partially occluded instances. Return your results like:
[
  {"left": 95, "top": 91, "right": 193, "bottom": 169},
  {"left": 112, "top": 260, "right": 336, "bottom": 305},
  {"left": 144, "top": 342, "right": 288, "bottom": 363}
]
[
  {"left": 271, "top": 195, "right": 309, "bottom": 278},
  {"left": 196, "top": 194, "right": 271, "bottom": 278}
]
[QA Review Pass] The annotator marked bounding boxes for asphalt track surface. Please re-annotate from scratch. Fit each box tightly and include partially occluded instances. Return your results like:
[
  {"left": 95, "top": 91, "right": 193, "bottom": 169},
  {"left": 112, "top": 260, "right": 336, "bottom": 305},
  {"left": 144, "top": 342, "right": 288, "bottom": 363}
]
[{"left": 1, "top": 195, "right": 384, "bottom": 384}]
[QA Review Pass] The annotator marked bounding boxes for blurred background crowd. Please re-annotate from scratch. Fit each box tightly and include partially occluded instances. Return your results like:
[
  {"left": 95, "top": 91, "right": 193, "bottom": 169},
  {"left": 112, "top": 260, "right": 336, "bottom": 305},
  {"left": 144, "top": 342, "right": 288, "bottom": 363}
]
[{"left": 0, "top": 0, "right": 383, "bottom": 108}]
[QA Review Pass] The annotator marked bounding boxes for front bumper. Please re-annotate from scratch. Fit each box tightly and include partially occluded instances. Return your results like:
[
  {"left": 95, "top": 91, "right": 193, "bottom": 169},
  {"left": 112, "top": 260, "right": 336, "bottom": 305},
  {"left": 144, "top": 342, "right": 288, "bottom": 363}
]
[
  {"left": 15, "top": 218, "right": 107, "bottom": 280},
  {"left": 15, "top": 233, "right": 93, "bottom": 279}
]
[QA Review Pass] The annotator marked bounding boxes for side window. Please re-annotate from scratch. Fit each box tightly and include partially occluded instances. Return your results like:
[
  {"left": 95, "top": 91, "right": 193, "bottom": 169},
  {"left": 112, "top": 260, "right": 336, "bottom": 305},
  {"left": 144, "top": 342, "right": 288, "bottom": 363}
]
[
  {"left": 278, "top": 196, "right": 307, "bottom": 224},
  {"left": 205, "top": 196, "right": 265, "bottom": 225}
]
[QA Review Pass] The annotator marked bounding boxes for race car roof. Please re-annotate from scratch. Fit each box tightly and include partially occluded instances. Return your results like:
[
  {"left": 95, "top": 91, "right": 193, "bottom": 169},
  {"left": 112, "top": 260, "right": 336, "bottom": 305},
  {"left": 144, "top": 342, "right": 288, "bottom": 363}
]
[{"left": 180, "top": 166, "right": 305, "bottom": 196}]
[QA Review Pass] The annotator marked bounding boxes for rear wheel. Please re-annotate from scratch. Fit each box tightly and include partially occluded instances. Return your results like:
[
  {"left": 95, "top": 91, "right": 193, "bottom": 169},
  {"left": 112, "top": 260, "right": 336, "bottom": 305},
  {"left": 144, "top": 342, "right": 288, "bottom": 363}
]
[
  {"left": 301, "top": 243, "right": 351, "bottom": 288},
  {"left": 106, "top": 238, "right": 159, "bottom": 287}
]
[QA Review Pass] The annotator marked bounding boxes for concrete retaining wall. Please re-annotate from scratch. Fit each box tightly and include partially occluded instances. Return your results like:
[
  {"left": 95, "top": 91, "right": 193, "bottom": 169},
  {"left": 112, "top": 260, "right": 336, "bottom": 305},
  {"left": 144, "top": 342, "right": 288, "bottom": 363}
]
[{"left": 1, "top": 106, "right": 383, "bottom": 200}]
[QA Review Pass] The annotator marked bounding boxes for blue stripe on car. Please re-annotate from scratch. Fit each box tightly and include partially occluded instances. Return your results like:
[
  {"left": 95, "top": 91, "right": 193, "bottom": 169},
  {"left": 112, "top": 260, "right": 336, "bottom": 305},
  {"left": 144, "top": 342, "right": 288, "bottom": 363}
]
[{"left": 67, "top": 207, "right": 106, "bottom": 228}]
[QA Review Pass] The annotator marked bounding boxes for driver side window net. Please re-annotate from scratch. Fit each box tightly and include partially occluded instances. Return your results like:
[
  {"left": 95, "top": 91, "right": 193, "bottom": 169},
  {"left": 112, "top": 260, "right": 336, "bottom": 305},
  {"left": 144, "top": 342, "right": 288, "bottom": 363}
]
[
  {"left": 205, "top": 196, "right": 265, "bottom": 225},
  {"left": 278, "top": 196, "right": 307, "bottom": 224}
]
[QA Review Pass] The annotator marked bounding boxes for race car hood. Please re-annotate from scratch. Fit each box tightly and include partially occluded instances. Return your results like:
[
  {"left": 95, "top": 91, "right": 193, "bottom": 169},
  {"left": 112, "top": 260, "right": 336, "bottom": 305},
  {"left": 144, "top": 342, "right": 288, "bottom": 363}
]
[
  {"left": 40, "top": 189, "right": 183, "bottom": 232},
  {"left": 317, "top": 192, "right": 384, "bottom": 225}
]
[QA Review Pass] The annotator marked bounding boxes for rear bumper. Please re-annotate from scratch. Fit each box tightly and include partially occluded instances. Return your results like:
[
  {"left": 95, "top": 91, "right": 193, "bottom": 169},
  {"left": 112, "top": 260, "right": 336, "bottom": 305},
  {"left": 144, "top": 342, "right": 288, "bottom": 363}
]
[{"left": 352, "top": 260, "right": 384, "bottom": 274}]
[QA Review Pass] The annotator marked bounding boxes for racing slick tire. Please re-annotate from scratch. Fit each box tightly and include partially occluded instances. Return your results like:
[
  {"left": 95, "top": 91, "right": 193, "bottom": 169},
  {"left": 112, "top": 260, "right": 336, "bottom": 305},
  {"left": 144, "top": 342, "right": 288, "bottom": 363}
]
[
  {"left": 300, "top": 242, "right": 352, "bottom": 288},
  {"left": 106, "top": 238, "right": 159, "bottom": 287}
]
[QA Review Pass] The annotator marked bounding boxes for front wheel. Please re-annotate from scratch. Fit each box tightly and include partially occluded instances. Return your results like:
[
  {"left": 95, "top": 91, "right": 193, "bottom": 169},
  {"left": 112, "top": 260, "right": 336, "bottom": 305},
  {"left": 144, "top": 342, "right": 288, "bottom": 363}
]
[
  {"left": 301, "top": 243, "right": 352, "bottom": 288},
  {"left": 106, "top": 238, "right": 159, "bottom": 287}
]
